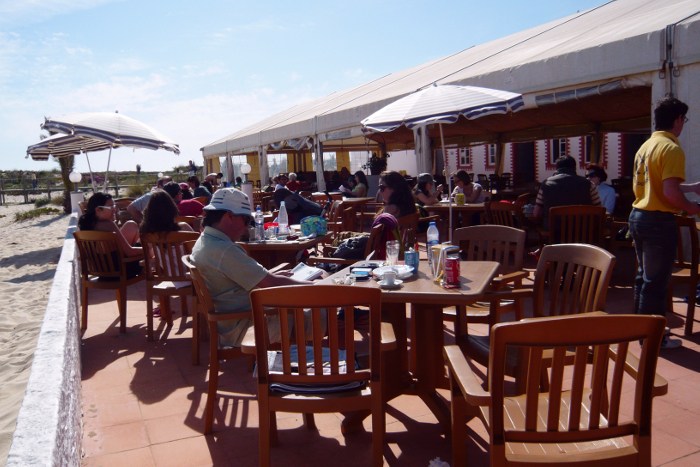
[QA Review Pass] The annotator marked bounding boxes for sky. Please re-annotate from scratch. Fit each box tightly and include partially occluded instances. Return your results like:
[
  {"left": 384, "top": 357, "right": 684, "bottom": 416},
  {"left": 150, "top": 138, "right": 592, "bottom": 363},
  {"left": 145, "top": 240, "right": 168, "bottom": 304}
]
[{"left": 0, "top": 0, "right": 605, "bottom": 174}]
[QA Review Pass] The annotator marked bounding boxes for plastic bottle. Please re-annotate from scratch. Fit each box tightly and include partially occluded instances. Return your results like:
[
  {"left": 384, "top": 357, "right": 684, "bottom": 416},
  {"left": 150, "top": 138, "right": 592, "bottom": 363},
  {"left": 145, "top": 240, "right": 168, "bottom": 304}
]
[
  {"left": 277, "top": 201, "right": 289, "bottom": 237},
  {"left": 254, "top": 205, "right": 265, "bottom": 241},
  {"left": 426, "top": 221, "right": 440, "bottom": 276}
]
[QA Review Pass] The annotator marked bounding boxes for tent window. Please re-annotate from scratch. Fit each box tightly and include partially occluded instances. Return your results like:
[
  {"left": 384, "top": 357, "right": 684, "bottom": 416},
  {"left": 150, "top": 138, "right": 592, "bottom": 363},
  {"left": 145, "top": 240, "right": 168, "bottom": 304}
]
[
  {"left": 312, "top": 152, "right": 337, "bottom": 171},
  {"left": 582, "top": 135, "right": 593, "bottom": 164},
  {"left": 458, "top": 147, "right": 472, "bottom": 167},
  {"left": 268, "top": 153, "right": 288, "bottom": 177},
  {"left": 486, "top": 144, "right": 497, "bottom": 168},
  {"left": 551, "top": 138, "right": 567, "bottom": 163}
]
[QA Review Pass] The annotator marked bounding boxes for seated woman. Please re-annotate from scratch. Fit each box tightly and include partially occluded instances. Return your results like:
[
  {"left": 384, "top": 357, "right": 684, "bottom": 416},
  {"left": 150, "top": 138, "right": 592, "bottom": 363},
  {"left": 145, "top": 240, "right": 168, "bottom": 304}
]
[
  {"left": 345, "top": 170, "right": 369, "bottom": 198},
  {"left": 452, "top": 169, "right": 486, "bottom": 203},
  {"left": 378, "top": 171, "right": 416, "bottom": 218},
  {"left": 413, "top": 173, "right": 444, "bottom": 207},
  {"left": 140, "top": 191, "right": 194, "bottom": 234}
]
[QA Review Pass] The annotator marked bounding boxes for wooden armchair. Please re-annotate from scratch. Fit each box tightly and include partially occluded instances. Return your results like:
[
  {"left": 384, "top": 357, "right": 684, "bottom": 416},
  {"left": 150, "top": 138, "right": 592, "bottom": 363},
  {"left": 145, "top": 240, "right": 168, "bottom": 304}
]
[
  {"left": 445, "top": 313, "right": 668, "bottom": 466},
  {"left": 250, "top": 285, "right": 389, "bottom": 466},
  {"left": 669, "top": 215, "right": 699, "bottom": 335},
  {"left": 73, "top": 230, "right": 145, "bottom": 334},
  {"left": 175, "top": 215, "right": 202, "bottom": 232},
  {"left": 457, "top": 243, "right": 616, "bottom": 392},
  {"left": 546, "top": 205, "right": 607, "bottom": 247},
  {"left": 182, "top": 254, "right": 255, "bottom": 434},
  {"left": 485, "top": 200, "right": 521, "bottom": 228},
  {"left": 141, "top": 231, "right": 200, "bottom": 341}
]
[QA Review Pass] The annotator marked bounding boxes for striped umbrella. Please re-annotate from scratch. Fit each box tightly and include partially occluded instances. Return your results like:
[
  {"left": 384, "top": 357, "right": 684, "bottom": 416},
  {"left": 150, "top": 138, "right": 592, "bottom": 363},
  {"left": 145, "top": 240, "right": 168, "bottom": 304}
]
[{"left": 26, "top": 133, "right": 112, "bottom": 161}]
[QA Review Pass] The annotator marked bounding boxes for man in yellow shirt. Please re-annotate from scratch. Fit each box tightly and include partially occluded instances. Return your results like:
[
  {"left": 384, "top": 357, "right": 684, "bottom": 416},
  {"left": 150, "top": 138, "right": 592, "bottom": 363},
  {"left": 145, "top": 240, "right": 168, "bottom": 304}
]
[{"left": 629, "top": 97, "right": 700, "bottom": 349}]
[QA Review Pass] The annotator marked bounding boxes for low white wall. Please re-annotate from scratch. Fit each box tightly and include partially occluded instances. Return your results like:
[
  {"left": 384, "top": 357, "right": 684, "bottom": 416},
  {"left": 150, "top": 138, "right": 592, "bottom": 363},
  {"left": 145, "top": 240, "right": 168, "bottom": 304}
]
[{"left": 6, "top": 215, "right": 82, "bottom": 466}]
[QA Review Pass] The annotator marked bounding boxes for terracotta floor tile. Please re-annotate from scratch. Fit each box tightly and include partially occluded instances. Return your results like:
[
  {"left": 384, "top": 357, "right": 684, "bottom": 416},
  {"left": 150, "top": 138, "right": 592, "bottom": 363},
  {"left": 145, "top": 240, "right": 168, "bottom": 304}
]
[
  {"left": 144, "top": 413, "right": 203, "bottom": 445},
  {"left": 82, "top": 446, "right": 155, "bottom": 467},
  {"left": 149, "top": 436, "right": 214, "bottom": 467},
  {"left": 82, "top": 421, "right": 150, "bottom": 457}
]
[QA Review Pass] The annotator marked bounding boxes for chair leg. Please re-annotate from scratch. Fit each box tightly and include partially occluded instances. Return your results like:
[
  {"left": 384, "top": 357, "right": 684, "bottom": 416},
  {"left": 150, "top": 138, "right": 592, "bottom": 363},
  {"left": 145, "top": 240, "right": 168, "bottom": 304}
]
[
  {"left": 302, "top": 413, "right": 316, "bottom": 430},
  {"left": 81, "top": 285, "right": 89, "bottom": 332},
  {"left": 116, "top": 286, "right": 127, "bottom": 334},
  {"left": 180, "top": 294, "right": 189, "bottom": 318},
  {"left": 258, "top": 402, "right": 271, "bottom": 467},
  {"left": 192, "top": 307, "right": 200, "bottom": 365},
  {"left": 450, "top": 379, "right": 468, "bottom": 467},
  {"left": 204, "top": 323, "right": 219, "bottom": 434},
  {"left": 371, "top": 383, "right": 385, "bottom": 467},
  {"left": 146, "top": 287, "right": 154, "bottom": 341},
  {"left": 685, "top": 283, "right": 696, "bottom": 336},
  {"left": 161, "top": 294, "right": 173, "bottom": 325}
]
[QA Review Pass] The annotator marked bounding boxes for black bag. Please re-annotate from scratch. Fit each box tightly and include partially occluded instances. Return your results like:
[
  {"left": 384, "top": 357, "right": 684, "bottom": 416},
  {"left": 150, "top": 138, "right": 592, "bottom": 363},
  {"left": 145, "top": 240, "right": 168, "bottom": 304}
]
[{"left": 332, "top": 236, "right": 369, "bottom": 260}]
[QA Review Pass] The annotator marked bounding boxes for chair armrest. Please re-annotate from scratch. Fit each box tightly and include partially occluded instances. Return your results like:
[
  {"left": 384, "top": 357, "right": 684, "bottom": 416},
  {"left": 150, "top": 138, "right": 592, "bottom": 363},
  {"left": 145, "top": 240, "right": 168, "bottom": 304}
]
[
  {"left": 307, "top": 256, "right": 356, "bottom": 266},
  {"left": 491, "top": 270, "right": 529, "bottom": 289},
  {"left": 380, "top": 321, "right": 396, "bottom": 351},
  {"left": 444, "top": 345, "right": 491, "bottom": 406},
  {"left": 269, "top": 262, "right": 291, "bottom": 274},
  {"left": 609, "top": 344, "right": 669, "bottom": 397}
]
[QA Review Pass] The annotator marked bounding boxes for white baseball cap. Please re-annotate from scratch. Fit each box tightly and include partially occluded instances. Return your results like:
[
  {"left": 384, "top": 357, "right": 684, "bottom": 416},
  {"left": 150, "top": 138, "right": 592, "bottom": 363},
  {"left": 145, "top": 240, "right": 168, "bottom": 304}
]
[{"left": 203, "top": 188, "right": 252, "bottom": 217}]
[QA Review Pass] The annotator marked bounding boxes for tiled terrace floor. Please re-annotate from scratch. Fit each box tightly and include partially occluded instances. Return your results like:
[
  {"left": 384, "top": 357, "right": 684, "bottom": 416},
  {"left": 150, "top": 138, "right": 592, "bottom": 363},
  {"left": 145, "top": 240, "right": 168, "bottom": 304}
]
[{"left": 81, "top": 250, "right": 700, "bottom": 466}]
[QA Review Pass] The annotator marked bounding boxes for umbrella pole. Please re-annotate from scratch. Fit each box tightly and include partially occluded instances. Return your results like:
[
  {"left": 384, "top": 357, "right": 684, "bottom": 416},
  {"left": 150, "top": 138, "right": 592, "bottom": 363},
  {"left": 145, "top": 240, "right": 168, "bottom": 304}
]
[
  {"left": 84, "top": 152, "right": 97, "bottom": 194},
  {"left": 439, "top": 124, "right": 452, "bottom": 244},
  {"left": 103, "top": 147, "right": 112, "bottom": 193}
]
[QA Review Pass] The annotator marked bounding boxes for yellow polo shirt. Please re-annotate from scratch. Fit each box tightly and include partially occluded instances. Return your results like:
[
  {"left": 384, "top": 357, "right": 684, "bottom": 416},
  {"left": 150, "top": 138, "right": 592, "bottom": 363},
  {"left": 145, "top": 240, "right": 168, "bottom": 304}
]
[{"left": 632, "top": 131, "right": 685, "bottom": 212}]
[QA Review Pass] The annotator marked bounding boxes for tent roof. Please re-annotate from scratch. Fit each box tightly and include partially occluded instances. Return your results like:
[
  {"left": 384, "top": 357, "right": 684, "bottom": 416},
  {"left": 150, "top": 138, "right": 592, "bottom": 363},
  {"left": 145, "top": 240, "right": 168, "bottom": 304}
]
[{"left": 202, "top": 0, "right": 700, "bottom": 158}]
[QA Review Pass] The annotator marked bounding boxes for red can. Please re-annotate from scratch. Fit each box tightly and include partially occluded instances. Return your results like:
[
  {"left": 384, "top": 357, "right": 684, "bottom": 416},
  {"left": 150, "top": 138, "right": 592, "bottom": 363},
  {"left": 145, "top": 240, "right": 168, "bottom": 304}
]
[{"left": 444, "top": 256, "right": 461, "bottom": 286}]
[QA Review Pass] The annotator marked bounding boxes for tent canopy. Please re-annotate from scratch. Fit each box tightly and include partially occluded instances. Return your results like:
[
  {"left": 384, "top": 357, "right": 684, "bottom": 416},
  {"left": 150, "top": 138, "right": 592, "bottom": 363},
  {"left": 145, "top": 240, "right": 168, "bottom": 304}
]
[{"left": 202, "top": 0, "right": 700, "bottom": 159}]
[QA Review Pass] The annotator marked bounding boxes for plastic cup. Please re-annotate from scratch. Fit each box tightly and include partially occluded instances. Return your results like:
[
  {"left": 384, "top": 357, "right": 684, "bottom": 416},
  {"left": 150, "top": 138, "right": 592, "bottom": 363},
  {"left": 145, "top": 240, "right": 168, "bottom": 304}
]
[{"left": 386, "top": 240, "right": 400, "bottom": 266}]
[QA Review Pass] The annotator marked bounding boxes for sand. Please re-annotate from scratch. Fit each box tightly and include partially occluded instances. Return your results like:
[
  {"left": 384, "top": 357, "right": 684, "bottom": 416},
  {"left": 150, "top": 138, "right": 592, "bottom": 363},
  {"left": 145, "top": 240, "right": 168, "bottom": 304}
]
[{"left": 0, "top": 198, "right": 70, "bottom": 464}]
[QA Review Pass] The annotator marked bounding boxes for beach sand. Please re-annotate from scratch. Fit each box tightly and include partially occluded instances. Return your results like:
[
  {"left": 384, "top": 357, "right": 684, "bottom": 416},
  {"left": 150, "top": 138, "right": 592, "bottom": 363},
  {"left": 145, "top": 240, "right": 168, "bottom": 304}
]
[{"left": 0, "top": 199, "right": 70, "bottom": 464}]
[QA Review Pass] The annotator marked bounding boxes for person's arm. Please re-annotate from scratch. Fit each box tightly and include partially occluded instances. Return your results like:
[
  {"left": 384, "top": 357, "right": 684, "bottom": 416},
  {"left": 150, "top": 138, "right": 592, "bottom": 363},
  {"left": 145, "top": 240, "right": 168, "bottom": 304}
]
[
  {"left": 663, "top": 178, "right": 700, "bottom": 215},
  {"left": 465, "top": 184, "right": 482, "bottom": 203},
  {"left": 532, "top": 188, "right": 544, "bottom": 221},
  {"left": 255, "top": 271, "right": 312, "bottom": 288},
  {"left": 104, "top": 221, "right": 143, "bottom": 257},
  {"left": 126, "top": 203, "right": 143, "bottom": 224},
  {"left": 680, "top": 181, "right": 700, "bottom": 194}
]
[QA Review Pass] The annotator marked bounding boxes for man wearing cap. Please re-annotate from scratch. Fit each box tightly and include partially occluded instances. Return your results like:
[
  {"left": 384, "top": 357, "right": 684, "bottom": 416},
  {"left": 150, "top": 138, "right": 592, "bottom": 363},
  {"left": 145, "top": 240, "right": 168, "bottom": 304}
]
[
  {"left": 586, "top": 165, "right": 616, "bottom": 214},
  {"left": 533, "top": 155, "right": 601, "bottom": 227},
  {"left": 191, "top": 188, "right": 313, "bottom": 347},
  {"left": 629, "top": 97, "right": 700, "bottom": 349},
  {"left": 126, "top": 176, "right": 172, "bottom": 224}
]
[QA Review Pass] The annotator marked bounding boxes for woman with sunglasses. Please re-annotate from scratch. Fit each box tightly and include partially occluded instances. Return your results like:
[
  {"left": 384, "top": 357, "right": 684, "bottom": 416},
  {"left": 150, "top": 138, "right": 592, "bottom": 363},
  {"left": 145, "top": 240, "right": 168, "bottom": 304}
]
[
  {"left": 78, "top": 192, "right": 143, "bottom": 258},
  {"left": 378, "top": 171, "right": 416, "bottom": 218}
]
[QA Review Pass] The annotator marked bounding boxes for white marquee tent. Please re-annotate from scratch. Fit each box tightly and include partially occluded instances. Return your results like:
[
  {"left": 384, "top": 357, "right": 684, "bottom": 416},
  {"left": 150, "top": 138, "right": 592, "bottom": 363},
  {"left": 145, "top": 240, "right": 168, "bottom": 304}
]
[{"left": 201, "top": 0, "right": 700, "bottom": 188}]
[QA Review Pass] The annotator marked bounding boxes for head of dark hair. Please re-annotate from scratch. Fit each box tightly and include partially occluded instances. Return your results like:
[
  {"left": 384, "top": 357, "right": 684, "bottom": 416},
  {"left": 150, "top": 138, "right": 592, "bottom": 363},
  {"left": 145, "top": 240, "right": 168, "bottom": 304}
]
[
  {"left": 453, "top": 169, "right": 471, "bottom": 185},
  {"left": 586, "top": 164, "right": 608, "bottom": 182},
  {"left": 353, "top": 170, "right": 368, "bottom": 186},
  {"left": 187, "top": 175, "right": 200, "bottom": 187},
  {"left": 380, "top": 171, "right": 415, "bottom": 217},
  {"left": 555, "top": 155, "right": 576, "bottom": 171},
  {"left": 162, "top": 181, "right": 181, "bottom": 200},
  {"left": 202, "top": 181, "right": 215, "bottom": 193},
  {"left": 202, "top": 209, "right": 227, "bottom": 228},
  {"left": 78, "top": 192, "right": 113, "bottom": 231},
  {"left": 140, "top": 191, "right": 180, "bottom": 234},
  {"left": 181, "top": 188, "right": 193, "bottom": 200},
  {"left": 654, "top": 97, "right": 689, "bottom": 131}
]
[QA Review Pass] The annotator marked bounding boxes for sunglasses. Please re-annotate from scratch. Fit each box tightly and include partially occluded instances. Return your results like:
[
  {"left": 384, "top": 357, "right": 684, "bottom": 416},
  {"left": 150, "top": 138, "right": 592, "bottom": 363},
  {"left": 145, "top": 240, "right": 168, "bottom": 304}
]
[
  {"left": 378, "top": 184, "right": 387, "bottom": 192},
  {"left": 97, "top": 205, "right": 113, "bottom": 210}
]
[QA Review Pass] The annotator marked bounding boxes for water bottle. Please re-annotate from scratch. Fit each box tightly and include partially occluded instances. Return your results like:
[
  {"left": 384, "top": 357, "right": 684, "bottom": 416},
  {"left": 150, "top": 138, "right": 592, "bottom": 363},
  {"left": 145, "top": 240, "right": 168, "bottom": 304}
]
[
  {"left": 254, "top": 205, "right": 264, "bottom": 241},
  {"left": 426, "top": 221, "right": 439, "bottom": 276},
  {"left": 277, "top": 201, "right": 289, "bottom": 237}
]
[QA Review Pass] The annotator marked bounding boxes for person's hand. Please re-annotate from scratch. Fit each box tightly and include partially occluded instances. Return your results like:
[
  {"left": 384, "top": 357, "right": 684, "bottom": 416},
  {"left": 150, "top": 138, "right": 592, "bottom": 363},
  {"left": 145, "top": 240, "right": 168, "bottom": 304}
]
[
  {"left": 275, "top": 270, "right": 293, "bottom": 277},
  {"left": 436, "top": 184, "right": 444, "bottom": 194}
]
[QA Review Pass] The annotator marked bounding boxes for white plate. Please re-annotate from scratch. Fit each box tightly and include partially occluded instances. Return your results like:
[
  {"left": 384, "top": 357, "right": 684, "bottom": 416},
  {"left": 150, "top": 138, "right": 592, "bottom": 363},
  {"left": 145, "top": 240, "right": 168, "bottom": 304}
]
[
  {"left": 372, "top": 265, "right": 414, "bottom": 279},
  {"left": 378, "top": 279, "right": 403, "bottom": 289}
]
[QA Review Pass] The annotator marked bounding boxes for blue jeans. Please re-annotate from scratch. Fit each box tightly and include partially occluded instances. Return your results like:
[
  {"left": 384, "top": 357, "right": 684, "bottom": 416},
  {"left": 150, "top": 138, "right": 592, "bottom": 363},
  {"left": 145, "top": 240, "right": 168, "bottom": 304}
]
[{"left": 628, "top": 208, "right": 677, "bottom": 316}]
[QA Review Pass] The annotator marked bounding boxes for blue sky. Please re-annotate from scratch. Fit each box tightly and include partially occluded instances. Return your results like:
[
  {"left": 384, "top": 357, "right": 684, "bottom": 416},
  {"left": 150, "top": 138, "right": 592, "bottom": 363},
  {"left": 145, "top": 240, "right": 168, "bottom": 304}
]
[{"left": 1, "top": 0, "right": 603, "bottom": 173}]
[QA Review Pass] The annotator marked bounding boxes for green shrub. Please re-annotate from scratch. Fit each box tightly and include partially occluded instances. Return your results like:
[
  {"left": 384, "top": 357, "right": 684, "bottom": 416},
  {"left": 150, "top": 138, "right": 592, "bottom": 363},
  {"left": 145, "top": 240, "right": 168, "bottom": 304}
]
[
  {"left": 34, "top": 197, "right": 51, "bottom": 208},
  {"left": 127, "top": 185, "right": 146, "bottom": 198},
  {"left": 14, "top": 207, "right": 62, "bottom": 222},
  {"left": 51, "top": 194, "right": 64, "bottom": 206}
]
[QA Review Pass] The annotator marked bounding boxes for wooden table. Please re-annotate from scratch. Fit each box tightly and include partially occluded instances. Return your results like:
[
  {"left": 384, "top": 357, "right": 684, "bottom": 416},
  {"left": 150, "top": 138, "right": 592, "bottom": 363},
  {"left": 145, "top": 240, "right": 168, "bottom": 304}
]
[
  {"left": 425, "top": 201, "right": 486, "bottom": 237},
  {"left": 320, "top": 260, "right": 499, "bottom": 429},
  {"left": 238, "top": 234, "right": 329, "bottom": 269}
]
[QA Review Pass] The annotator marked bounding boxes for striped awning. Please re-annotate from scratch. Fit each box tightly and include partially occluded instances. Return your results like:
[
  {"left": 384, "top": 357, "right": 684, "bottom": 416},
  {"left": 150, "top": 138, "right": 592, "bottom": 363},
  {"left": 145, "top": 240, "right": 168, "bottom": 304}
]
[{"left": 26, "top": 133, "right": 114, "bottom": 161}]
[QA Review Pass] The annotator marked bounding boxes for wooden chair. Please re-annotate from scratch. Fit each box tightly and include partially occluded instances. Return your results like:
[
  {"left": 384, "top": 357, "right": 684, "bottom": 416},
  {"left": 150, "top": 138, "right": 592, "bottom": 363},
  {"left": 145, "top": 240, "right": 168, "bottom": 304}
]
[
  {"left": 141, "top": 231, "right": 200, "bottom": 341},
  {"left": 175, "top": 215, "right": 202, "bottom": 232},
  {"left": 449, "top": 225, "right": 528, "bottom": 335},
  {"left": 485, "top": 200, "right": 521, "bottom": 228},
  {"left": 547, "top": 205, "right": 607, "bottom": 247},
  {"left": 444, "top": 313, "right": 668, "bottom": 466},
  {"left": 307, "top": 223, "right": 384, "bottom": 267},
  {"left": 669, "top": 215, "right": 699, "bottom": 335},
  {"left": 193, "top": 195, "right": 210, "bottom": 205},
  {"left": 73, "top": 230, "right": 145, "bottom": 334},
  {"left": 250, "top": 285, "right": 388, "bottom": 466},
  {"left": 457, "top": 243, "right": 616, "bottom": 392},
  {"left": 181, "top": 254, "right": 254, "bottom": 433}
]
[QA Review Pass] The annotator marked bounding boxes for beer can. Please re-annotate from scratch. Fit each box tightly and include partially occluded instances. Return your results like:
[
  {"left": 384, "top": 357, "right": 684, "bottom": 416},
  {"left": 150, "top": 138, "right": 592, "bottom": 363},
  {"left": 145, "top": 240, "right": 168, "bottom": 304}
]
[
  {"left": 404, "top": 248, "right": 419, "bottom": 275},
  {"left": 444, "top": 256, "right": 461, "bottom": 285}
]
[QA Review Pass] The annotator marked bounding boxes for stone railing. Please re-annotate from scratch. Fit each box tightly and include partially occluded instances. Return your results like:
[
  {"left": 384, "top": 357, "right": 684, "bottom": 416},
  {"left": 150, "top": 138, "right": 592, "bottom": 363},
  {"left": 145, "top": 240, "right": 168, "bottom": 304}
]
[{"left": 6, "top": 215, "right": 82, "bottom": 466}]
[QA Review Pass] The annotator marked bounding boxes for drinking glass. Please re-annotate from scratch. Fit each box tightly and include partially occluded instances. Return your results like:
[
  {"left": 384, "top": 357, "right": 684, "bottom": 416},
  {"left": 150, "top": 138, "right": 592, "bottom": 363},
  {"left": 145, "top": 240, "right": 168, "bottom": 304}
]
[{"left": 386, "top": 240, "right": 400, "bottom": 266}]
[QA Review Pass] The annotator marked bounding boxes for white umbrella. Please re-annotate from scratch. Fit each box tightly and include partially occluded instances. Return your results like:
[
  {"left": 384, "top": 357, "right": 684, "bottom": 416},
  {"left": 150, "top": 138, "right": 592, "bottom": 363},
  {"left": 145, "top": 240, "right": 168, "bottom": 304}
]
[
  {"left": 361, "top": 83, "right": 524, "bottom": 243},
  {"left": 38, "top": 111, "right": 180, "bottom": 191}
]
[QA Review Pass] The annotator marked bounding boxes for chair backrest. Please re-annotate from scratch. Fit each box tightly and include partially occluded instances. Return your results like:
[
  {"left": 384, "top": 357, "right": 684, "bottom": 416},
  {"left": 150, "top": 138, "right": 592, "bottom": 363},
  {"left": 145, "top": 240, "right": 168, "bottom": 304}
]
[
  {"left": 175, "top": 215, "right": 202, "bottom": 232},
  {"left": 364, "top": 223, "right": 385, "bottom": 259},
  {"left": 193, "top": 196, "right": 210, "bottom": 206},
  {"left": 452, "top": 225, "right": 526, "bottom": 276},
  {"left": 250, "top": 285, "right": 382, "bottom": 389},
  {"left": 548, "top": 205, "right": 606, "bottom": 246},
  {"left": 397, "top": 212, "right": 419, "bottom": 248},
  {"left": 485, "top": 201, "right": 519, "bottom": 228},
  {"left": 487, "top": 313, "right": 666, "bottom": 465},
  {"left": 141, "top": 231, "right": 201, "bottom": 282},
  {"left": 533, "top": 243, "right": 615, "bottom": 317},
  {"left": 182, "top": 254, "right": 215, "bottom": 315},
  {"left": 73, "top": 230, "right": 125, "bottom": 279},
  {"left": 674, "top": 215, "right": 699, "bottom": 273}
]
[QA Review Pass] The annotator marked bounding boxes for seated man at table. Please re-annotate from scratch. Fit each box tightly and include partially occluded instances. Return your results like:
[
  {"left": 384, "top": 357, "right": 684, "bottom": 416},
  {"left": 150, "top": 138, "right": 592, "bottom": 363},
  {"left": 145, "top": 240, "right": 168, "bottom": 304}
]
[
  {"left": 191, "top": 188, "right": 315, "bottom": 347},
  {"left": 126, "top": 176, "right": 172, "bottom": 224},
  {"left": 533, "top": 155, "right": 601, "bottom": 227}
]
